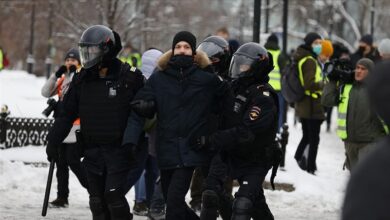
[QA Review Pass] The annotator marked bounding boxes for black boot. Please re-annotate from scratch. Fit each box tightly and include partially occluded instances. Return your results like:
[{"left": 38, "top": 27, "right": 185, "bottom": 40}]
[
  {"left": 200, "top": 190, "right": 219, "bottom": 220},
  {"left": 105, "top": 190, "right": 132, "bottom": 220},
  {"left": 50, "top": 197, "right": 69, "bottom": 208}
]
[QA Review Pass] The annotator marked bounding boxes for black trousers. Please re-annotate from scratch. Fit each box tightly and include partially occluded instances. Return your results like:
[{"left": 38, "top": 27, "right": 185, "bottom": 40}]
[
  {"left": 160, "top": 167, "right": 199, "bottom": 220},
  {"left": 294, "top": 118, "right": 323, "bottom": 172},
  {"left": 83, "top": 141, "right": 133, "bottom": 219},
  {"left": 233, "top": 169, "right": 273, "bottom": 220},
  {"left": 56, "top": 143, "right": 88, "bottom": 199}
]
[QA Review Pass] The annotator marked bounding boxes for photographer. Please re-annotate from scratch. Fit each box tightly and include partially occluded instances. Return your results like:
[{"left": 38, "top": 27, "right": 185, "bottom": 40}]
[
  {"left": 322, "top": 58, "right": 387, "bottom": 171},
  {"left": 41, "top": 48, "right": 88, "bottom": 207}
]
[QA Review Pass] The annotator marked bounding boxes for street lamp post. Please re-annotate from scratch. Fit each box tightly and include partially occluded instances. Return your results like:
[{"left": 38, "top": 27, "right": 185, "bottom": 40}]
[
  {"left": 27, "top": 3, "right": 36, "bottom": 74},
  {"left": 282, "top": 0, "right": 288, "bottom": 55},
  {"left": 253, "top": 0, "right": 262, "bottom": 43}
]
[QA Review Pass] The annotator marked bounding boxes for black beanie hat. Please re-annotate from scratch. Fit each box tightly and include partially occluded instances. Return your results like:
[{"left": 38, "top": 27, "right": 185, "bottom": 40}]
[
  {"left": 304, "top": 32, "right": 322, "bottom": 46},
  {"left": 64, "top": 48, "right": 80, "bottom": 63},
  {"left": 360, "top": 34, "right": 373, "bottom": 45},
  {"left": 267, "top": 34, "right": 279, "bottom": 44},
  {"left": 172, "top": 31, "right": 196, "bottom": 54}
]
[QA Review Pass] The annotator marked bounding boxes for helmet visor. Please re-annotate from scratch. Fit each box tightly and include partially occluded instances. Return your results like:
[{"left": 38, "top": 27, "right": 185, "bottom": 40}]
[
  {"left": 79, "top": 45, "right": 104, "bottom": 69},
  {"left": 197, "top": 42, "right": 225, "bottom": 59},
  {"left": 228, "top": 54, "right": 255, "bottom": 79}
]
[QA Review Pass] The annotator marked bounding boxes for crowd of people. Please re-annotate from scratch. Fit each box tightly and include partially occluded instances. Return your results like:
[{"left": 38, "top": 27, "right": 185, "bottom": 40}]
[{"left": 40, "top": 24, "right": 390, "bottom": 220}]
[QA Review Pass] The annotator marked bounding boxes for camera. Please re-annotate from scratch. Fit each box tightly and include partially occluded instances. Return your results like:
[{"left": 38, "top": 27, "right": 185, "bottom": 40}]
[
  {"left": 323, "top": 58, "right": 355, "bottom": 84},
  {"left": 42, "top": 98, "right": 58, "bottom": 117}
]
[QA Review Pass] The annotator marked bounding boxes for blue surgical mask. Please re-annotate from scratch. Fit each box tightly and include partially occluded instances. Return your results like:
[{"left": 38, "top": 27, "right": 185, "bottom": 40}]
[{"left": 312, "top": 44, "right": 322, "bottom": 55}]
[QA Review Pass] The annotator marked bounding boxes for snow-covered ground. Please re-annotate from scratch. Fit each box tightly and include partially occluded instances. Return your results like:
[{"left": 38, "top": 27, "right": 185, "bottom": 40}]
[{"left": 0, "top": 70, "right": 349, "bottom": 220}]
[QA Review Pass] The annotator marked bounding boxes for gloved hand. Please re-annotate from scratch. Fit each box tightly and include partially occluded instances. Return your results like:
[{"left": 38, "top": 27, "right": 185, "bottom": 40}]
[
  {"left": 130, "top": 100, "right": 156, "bottom": 118},
  {"left": 122, "top": 143, "right": 137, "bottom": 162},
  {"left": 68, "top": 65, "right": 77, "bottom": 73},
  {"left": 46, "top": 142, "right": 59, "bottom": 162},
  {"left": 55, "top": 65, "right": 67, "bottom": 78}
]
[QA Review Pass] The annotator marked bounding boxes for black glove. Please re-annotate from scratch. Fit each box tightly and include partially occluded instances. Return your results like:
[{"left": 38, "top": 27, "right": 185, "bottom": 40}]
[
  {"left": 130, "top": 100, "right": 156, "bottom": 118},
  {"left": 122, "top": 143, "right": 137, "bottom": 162},
  {"left": 46, "top": 142, "right": 59, "bottom": 162},
  {"left": 55, "top": 65, "right": 67, "bottom": 78},
  {"left": 69, "top": 65, "right": 77, "bottom": 73}
]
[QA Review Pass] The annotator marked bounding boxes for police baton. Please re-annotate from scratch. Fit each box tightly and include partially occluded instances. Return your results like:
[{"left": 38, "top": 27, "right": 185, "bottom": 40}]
[{"left": 42, "top": 160, "right": 55, "bottom": 216}]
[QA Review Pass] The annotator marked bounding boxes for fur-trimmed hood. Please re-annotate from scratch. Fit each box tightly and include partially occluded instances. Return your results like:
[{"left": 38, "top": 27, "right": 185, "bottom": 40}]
[{"left": 157, "top": 50, "right": 211, "bottom": 71}]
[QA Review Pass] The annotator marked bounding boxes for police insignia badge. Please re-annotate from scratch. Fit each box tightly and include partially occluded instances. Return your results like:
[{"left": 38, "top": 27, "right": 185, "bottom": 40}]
[{"left": 249, "top": 106, "right": 261, "bottom": 120}]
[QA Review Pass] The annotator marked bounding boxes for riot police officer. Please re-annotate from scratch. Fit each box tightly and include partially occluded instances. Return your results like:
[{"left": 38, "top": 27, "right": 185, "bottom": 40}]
[
  {"left": 198, "top": 42, "right": 279, "bottom": 220},
  {"left": 196, "top": 36, "right": 234, "bottom": 220},
  {"left": 45, "top": 25, "right": 144, "bottom": 220}
]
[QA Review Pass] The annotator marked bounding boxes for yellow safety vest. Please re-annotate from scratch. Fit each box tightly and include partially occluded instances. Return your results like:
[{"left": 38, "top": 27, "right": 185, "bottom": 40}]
[
  {"left": 120, "top": 53, "right": 142, "bottom": 68},
  {"left": 337, "top": 84, "right": 389, "bottom": 139},
  {"left": 268, "top": 49, "right": 281, "bottom": 91},
  {"left": 0, "top": 49, "right": 3, "bottom": 70},
  {"left": 337, "top": 84, "right": 352, "bottom": 139},
  {"left": 298, "top": 56, "right": 322, "bottom": 98}
]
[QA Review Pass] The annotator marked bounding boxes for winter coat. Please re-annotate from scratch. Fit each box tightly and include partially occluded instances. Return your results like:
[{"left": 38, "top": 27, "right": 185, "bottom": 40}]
[
  {"left": 123, "top": 50, "right": 231, "bottom": 169},
  {"left": 350, "top": 47, "right": 380, "bottom": 67},
  {"left": 41, "top": 71, "right": 80, "bottom": 143},
  {"left": 293, "top": 45, "right": 325, "bottom": 120},
  {"left": 322, "top": 80, "right": 386, "bottom": 143}
]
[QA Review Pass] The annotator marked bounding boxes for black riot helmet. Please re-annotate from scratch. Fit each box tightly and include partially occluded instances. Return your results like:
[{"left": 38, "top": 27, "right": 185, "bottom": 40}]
[
  {"left": 197, "top": 36, "right": 231, "bottom": 76},
  {"left": 78, "top": 25, "right": 121, "bottom": 69},
  {"left": 228, "top": 42, "right": 273, "bottom": 82}
]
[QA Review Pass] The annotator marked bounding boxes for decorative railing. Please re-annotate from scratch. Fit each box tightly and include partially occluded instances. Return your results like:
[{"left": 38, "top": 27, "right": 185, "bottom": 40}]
[{"left": 0, "top": 111, "right": 53, "bottom": 149}]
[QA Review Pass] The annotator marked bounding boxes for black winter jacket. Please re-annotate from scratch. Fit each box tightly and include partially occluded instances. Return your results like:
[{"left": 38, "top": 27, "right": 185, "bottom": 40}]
[{"left": 123, "top": 50, "right": 232, "bottom": 169}]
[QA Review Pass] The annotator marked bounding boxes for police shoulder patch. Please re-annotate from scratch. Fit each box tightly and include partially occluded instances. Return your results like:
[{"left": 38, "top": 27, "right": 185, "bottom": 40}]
[{"left": 249, "top": 106, "right": 261, "bottom": 120}]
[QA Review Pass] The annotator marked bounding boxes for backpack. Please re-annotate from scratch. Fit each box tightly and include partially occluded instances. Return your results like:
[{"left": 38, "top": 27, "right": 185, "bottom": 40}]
[{"left": 281, "top": 61, "right": 305, "bottom": 103}]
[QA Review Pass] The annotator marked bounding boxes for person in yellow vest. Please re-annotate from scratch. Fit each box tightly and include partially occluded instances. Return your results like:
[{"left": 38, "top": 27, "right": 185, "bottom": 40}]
[
  {"left": 119, "top": 43, "right": 142, "bottom": 68},
  {"left": 293, "top": 32, "right": 324, "bottom": 175},
  {"left": 341, "top": 61, "right": 390, "bottom": 220},
  {"left": 41, "top": 48, "right": 88, "bottom": 207},
  {"left": 322, "top": 58, "right": 387, "bottom": 171},
  {"left": 265, "top": 33, "right": 288, "bottom": 130}
]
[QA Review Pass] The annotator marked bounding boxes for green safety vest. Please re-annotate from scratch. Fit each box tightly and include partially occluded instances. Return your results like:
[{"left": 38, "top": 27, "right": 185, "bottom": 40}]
[
  {"left": 337, "top": 84, "right": 352, "bottom": 139},
  {"left": 0, "top": 49, "right": 3, "bottom": 70},
  {"left": 298, "top": 56, "right": 322, "bottom": 98},
  {"left": 337, "top": 84, "right": 389, "bottom": 139},
  {"left": 268, "top": 49, "right": 281, "bottom": 91},
  {"left": 120, "top": 53, "right": 142, "bottom": 68}
]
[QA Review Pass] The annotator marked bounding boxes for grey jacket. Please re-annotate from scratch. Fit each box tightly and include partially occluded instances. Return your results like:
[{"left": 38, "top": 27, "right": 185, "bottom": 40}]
[
  {"left": 322, "top": 80, "right": 385, "bottom": 143},
  {"left": 41, "top": 72, "right": 79, "bottom": 143}
]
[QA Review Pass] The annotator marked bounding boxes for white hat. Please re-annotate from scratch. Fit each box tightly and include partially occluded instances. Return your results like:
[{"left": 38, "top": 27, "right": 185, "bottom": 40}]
[{"left": 378, "top": 38, "right": 390, "bottom": 56}]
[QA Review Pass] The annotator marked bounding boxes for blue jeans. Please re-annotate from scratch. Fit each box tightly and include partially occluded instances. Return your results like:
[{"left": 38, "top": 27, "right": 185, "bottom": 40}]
[{"left": 135, "top": 171, "right": 146, "bottom": 202}]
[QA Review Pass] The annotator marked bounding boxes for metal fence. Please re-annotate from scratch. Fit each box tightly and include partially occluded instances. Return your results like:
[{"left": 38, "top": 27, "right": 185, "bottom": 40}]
[{"left": 0, "top": 112, "right": 53, "bottom": 149}]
